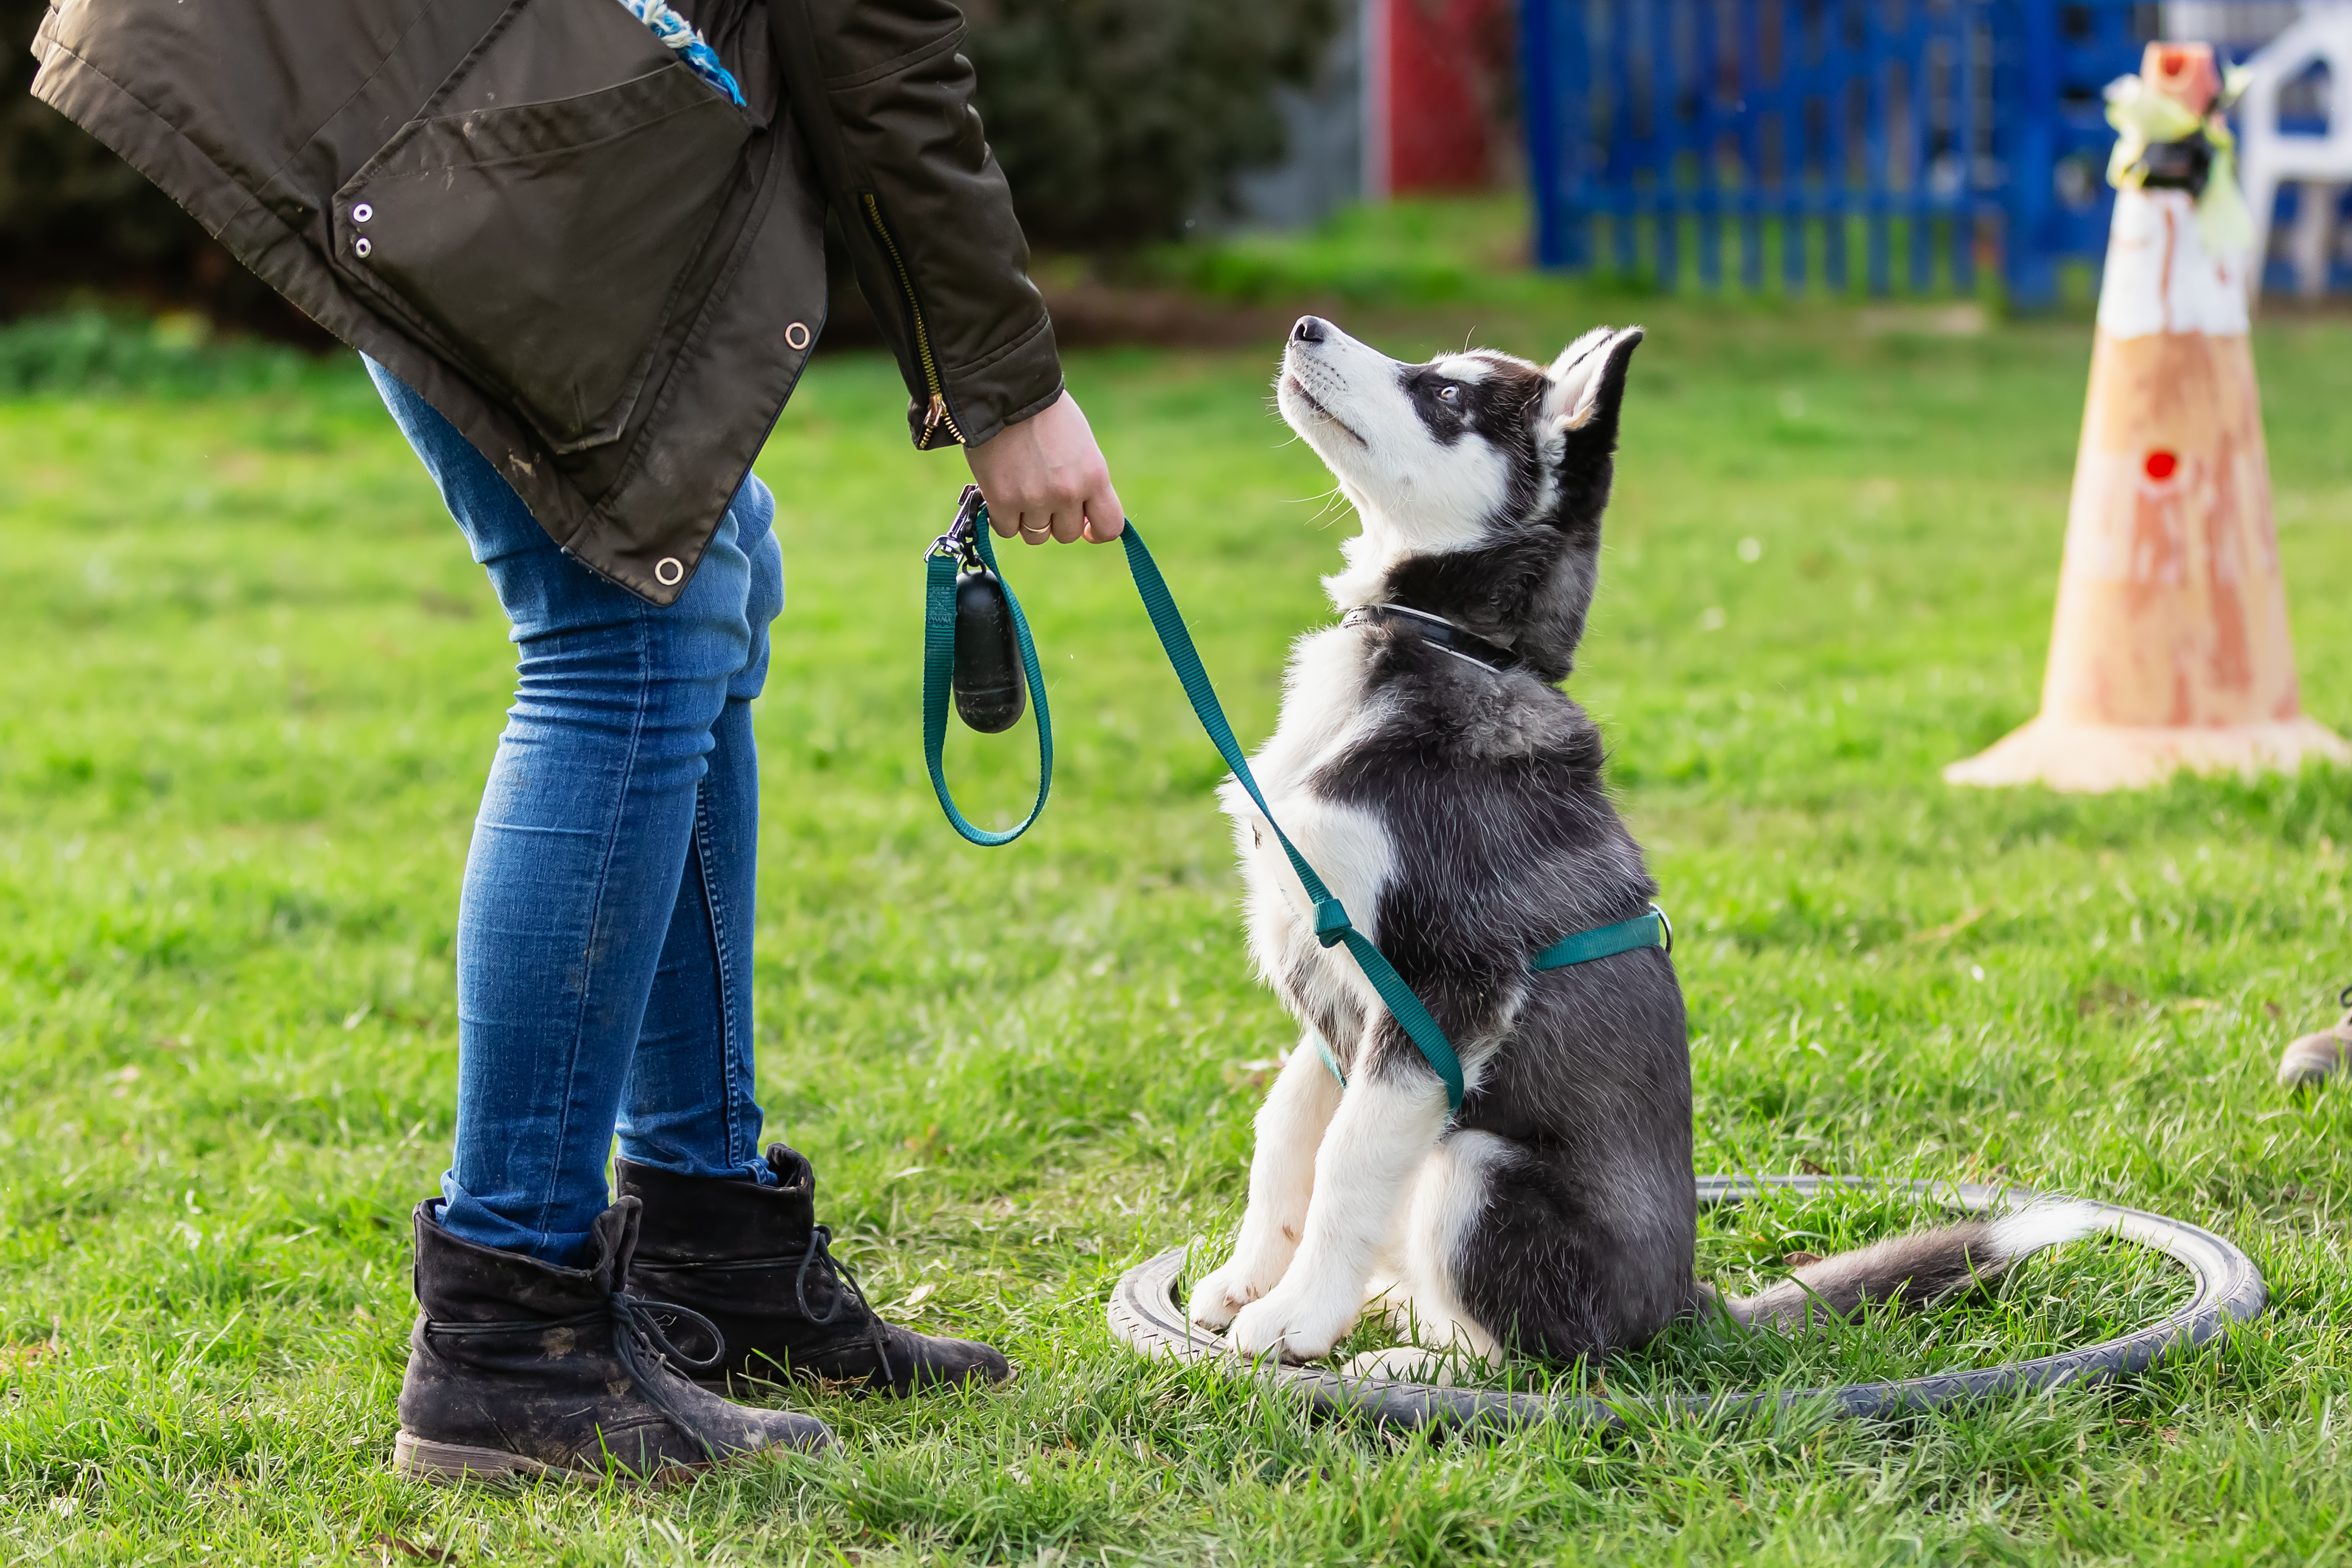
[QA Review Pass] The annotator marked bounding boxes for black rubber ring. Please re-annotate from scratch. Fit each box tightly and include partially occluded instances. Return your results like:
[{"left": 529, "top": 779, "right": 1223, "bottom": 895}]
[{"left": 1106, "top": 1175, "right": 2269, "bottom": 1432}]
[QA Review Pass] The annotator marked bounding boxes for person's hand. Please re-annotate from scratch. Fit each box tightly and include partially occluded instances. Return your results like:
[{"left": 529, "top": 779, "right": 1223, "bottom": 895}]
[{"left": 963, "top": 390, "right": 1125, "bottom": 545}]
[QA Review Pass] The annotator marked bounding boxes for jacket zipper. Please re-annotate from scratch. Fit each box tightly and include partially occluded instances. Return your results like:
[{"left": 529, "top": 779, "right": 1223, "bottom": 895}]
[{"left": 861, "top": 192, "right": 962, "bottom": 447}]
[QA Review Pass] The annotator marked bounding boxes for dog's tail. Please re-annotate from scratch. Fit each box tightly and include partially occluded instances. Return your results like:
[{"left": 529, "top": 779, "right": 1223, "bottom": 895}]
[{"left": 1715, "top": 1200, "right": 2107, "bottom": 1330}]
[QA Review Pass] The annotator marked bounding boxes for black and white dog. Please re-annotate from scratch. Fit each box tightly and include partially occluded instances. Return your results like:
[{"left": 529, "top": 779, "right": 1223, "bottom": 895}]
[{"left": 1187, "top": 317, "right": 2094, "bottom": 1380}]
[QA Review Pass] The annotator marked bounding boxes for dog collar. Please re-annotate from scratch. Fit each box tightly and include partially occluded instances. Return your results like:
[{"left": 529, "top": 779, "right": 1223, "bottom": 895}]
[{"left": 1341, "top": 603, "right": 1521, "bottom": 674}]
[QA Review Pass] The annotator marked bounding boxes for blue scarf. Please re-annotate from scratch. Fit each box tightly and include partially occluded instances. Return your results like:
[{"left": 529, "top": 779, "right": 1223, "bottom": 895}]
[{"left": 615, "top": 0, "right": 745, "bottom": 107}]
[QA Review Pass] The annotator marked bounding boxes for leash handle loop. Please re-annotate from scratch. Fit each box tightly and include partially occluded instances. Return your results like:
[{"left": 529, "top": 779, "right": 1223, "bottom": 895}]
[
  {"left": 921, "top": 499, "right": 1052, "bottom": 846},
  {"left": 1117, "top": 525, "right": 1467, "bottom": 1111}
]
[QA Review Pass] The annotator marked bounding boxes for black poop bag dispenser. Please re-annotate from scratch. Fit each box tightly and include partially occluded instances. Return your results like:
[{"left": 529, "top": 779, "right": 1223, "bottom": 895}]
[
  {"left": 921, "top": 484, "right": 1051, "bottom": 846},
  {"left": 941, "top": 484, "right": 1027, "bottom": 733}
]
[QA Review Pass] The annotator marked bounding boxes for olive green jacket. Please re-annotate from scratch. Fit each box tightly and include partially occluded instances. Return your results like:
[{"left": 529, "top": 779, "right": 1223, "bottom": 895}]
[{"left": 30, "top": 0, "right": 1062, "bottom": 603}]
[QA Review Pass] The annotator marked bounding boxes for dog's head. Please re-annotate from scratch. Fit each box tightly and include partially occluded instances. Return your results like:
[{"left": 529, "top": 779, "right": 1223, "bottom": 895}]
[{"left": 1275, "top": 316, "right": 1642, "bottom": 681}]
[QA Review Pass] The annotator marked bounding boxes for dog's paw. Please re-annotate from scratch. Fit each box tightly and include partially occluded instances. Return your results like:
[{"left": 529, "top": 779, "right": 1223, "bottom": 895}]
[
  {"left": 1225, "top": 1283, "right": 1359, "bottom": 1363},
  {"left": 1187, "top": 1260, "right": 1265, "bottom": 1331}
]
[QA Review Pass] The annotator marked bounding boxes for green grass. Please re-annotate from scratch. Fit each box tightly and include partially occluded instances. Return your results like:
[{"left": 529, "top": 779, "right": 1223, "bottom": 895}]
[
  {"left": 1129, "top": 193, "right": 2030, "bottom": 312},
  {"left": 1132, "top": 195, "right": 1574, "bottom": 308},
  {"left": 1, "top": 296, "right": 2350, "bottom": 1564}
]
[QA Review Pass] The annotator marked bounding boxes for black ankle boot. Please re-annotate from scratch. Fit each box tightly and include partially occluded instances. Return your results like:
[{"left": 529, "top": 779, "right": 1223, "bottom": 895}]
[
  {"left": 616, "top": 1145, "right": 1013, "bottom": 1397},
  {"left": 393, "top": 1195, "right": 835, "bottom": 1483}
]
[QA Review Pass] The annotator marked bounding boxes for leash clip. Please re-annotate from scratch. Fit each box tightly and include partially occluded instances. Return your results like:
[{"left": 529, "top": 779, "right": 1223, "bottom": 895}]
[{"left": 928, "top": 483, "right": 988, "bottom": 573}]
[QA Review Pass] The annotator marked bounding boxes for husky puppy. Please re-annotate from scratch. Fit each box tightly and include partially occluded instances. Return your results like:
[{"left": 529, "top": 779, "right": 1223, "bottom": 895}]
[{"left": 1188, "top": 317, "right": 2095, "bottom": 1379}]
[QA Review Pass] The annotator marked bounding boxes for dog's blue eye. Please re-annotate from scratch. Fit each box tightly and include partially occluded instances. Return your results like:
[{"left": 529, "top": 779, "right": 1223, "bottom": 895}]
[{"left": 1439, "top": 385, "right": 1460, "bottom": 404}]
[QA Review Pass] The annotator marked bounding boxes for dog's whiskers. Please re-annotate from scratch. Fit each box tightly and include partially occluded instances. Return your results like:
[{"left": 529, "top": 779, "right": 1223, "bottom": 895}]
[{"left": 1307, "top": 487, "right": 1352, "bottom": 529}]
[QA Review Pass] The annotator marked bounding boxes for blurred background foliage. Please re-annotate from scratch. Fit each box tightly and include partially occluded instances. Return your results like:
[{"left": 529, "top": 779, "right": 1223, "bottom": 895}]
[
  {"left": 0, "top": 0, "right": 266, "bottom": 319},
  {"left": 0, "top": 308, "right": 318, "bottom": 397},
  {"left": 963, "top": 0, "right": 1339, "bottom": 248}
]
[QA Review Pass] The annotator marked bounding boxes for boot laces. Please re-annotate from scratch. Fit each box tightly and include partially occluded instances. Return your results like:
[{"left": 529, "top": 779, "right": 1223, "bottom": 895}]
[
  {"left": 793, "top": 1224, "right": 869, "bottom": 1327},
  {"left": 793, "top": 1224, "right": 898, "bottom": 1387},
  {"left": 608, "top": 1289, "right": 729, "bottom": 1455}
]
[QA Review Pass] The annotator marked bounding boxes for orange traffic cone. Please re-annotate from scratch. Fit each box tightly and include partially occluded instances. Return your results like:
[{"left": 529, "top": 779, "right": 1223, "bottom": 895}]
[{"left": 1947, "top": 43, "right": 2347, "bottom": 792}]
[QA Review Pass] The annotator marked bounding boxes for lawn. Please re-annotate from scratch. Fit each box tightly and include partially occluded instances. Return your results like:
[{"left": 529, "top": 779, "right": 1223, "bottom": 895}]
[{"left": 1, "top": 292, "right": 2350, "bottom": 1566}]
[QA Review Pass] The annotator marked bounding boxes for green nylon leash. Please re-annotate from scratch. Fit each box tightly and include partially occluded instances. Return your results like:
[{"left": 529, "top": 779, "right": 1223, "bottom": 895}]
[
  {"left": 1116, "top": 523, "right": 1467, "bottom": 1110},
  {"left": 922, "top": 505, "right": 1051, "bottom": 846},
  {"left": 920, "top": 507, "right": 1671, "bottom": 1112}
]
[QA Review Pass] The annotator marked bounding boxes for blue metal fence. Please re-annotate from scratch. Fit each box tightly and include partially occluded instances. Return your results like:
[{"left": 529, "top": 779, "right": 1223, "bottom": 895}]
[{"left": 1517, "top": 0, "right": 2344, "bottom": 305}]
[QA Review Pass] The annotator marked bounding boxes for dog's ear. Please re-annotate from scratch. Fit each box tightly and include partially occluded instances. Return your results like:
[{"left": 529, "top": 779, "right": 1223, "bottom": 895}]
[{"left": 1537, "top": 325, "right": 1643, "bottom": 455}]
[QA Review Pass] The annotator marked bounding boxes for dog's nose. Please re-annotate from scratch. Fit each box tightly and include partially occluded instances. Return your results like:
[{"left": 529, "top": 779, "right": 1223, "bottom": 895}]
[{"left": 1291, "top": 315, "right": 1327, "bottom": 345}]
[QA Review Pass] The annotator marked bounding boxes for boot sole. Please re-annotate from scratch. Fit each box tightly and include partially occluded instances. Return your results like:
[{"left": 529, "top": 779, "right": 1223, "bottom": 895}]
[{"left": 393, "top": 1431, "right": 703, "bottom": 1488}]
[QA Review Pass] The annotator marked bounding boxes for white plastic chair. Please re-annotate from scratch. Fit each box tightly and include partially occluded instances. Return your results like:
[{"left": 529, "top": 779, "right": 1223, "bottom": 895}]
[{"left": 2235, "top": 2, "right": 2352, "bottom": 299}]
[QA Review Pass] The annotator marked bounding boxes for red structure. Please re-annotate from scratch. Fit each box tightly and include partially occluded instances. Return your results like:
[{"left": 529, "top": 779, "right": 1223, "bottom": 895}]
[{"left": 1366, "top": 0, "right": 1515, "bottom": 196}]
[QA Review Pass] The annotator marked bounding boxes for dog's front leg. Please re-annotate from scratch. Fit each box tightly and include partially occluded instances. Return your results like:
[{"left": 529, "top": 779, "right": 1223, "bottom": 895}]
[
  {"left": 1189, "top": 1033, "right": 1343, "bottom": 1330},
  {"left": 1225, "top": 1057, "right": 1449, "bottom": 1362}
]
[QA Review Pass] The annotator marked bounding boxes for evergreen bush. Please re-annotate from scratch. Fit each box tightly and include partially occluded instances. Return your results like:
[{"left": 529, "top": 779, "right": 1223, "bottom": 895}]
[{"left": 962, "top": 0, "right": 1338, "bottom": 248}]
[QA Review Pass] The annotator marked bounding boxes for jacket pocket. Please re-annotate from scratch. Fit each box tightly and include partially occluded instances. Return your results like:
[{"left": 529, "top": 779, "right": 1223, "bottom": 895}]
[{"left": 337, "top": 63, "right": 752, "bottom": 453}]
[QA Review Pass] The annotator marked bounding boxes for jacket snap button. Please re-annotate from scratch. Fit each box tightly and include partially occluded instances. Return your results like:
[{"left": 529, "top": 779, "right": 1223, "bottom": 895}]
[
  {"left": 352, "top": 202, "right": 373, "bottom": 224},
  {"left": 785, "top": 321, "right": 811, "bottom": 351},
  {"left": 655, "top": 557, "right": 684, "bottom": 587},
  {"left": 354, "top": 236, "right": 372, "bottom": 258}
]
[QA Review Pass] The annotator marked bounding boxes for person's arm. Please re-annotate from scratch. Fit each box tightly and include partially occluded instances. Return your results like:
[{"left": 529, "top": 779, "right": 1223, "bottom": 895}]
[{"left": 766, "top": 0, "right": 1122, "bottom": 543}]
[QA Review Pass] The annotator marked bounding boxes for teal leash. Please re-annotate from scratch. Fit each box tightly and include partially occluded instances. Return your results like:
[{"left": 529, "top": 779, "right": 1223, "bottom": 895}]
[
  {"left": 920, "top": 506, "right": 1671, "bottom": 1112},
  {"left": 922, "top": 499, "right": 1051, "bottom": 846},
  {"left": 1117, "top": 524, "right": 1467, "bottom": 1110}
]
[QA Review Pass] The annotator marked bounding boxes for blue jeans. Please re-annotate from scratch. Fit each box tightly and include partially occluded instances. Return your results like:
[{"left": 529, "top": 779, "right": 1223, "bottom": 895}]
[{"left": 369, "top": 361, "right": 785, "bottom": 1265}]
